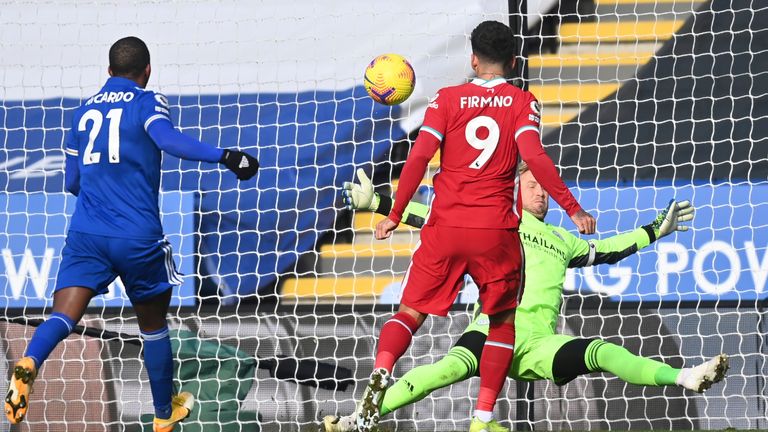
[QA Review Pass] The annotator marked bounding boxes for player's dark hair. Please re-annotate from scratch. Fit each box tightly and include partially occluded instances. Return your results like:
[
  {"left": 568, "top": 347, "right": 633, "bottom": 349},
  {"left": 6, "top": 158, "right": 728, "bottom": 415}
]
[
  {"left": 109, "top": 36, "right": 150, "bottom": 78},
  {"left": 471, "top": 20, "right": 517, "bottom": 78}
]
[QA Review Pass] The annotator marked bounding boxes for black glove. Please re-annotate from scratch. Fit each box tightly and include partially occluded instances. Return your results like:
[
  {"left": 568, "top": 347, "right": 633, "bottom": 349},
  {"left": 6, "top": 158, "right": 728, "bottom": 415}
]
[{"left": 220, "top": 149, "right": 259, "bottom": 180}]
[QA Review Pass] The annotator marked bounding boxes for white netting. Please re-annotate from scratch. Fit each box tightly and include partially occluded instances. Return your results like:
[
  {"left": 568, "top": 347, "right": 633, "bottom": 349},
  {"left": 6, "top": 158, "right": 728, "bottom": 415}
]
[{"left": 1, "top": 0, "right": 766, "bottom": 431}]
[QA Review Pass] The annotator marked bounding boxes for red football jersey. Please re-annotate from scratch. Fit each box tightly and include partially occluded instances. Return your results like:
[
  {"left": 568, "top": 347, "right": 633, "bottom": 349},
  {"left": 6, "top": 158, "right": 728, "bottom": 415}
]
[
  {"left": 389, "top": 77, "right": 581, "bottom": 229},
  {"left": 421, "top": 78, "right": 541, "bottom": 228}
]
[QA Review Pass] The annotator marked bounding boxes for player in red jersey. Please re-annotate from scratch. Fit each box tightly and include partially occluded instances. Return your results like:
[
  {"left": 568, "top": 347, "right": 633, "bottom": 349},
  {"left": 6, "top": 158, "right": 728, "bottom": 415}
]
[{"left": 354, "top": 21, "right": 596, "bottom": 432}]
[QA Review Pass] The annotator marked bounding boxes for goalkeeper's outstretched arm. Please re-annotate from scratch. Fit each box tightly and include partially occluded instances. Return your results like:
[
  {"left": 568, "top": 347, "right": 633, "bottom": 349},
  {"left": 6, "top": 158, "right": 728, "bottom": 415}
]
[
  {"left": 566, "top": 199, "right": 694, "bottom": 268},
  {"left": 342, "top": 168, "right": 428, "bottom": 228},
  {"left": 341, "top": 169, "right": 694, "bottom": 264}
]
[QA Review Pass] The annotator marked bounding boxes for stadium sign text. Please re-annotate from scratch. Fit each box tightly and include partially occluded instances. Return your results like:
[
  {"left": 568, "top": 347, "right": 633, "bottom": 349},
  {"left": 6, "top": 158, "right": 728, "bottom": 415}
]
[
  {"left": 0, "top": 192, "right": 196, "bottom": 308},
  {"left": 556, "top": 183, "right": 767, "bottom": 301}
]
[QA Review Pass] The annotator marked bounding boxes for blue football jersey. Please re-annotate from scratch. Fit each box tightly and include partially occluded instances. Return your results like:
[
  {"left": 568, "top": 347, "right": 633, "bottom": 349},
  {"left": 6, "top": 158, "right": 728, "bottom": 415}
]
[{"left": 64, "top": 76, "right": 172, "bottom": 239}]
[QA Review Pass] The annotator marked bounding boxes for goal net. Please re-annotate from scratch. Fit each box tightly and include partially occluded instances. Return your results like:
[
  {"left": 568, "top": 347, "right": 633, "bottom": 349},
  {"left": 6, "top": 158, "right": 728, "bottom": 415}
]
[{"left": 0, "top": 0, "right": 765, "bottom": 430}]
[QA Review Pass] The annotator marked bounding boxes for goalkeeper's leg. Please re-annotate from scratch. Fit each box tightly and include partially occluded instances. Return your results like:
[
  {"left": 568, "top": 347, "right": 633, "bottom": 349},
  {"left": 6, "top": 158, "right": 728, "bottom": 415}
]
[
  {"left": 322, "top": 332, "right": 482, "bottom": 432},
  {"left": 554, "top": 339, "right": 728, "bottom": 393},
  {"left": 381, "top": 343, "right": 478, "bottom": 415},
  {"left": 582, "top": 340, "right": 680, "bottom": 385}
]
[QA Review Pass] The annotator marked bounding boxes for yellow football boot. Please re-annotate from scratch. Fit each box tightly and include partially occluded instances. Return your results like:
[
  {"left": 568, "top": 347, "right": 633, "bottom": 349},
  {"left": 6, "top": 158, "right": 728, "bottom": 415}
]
[
  {"left": 5, "top": 357, "right": 37, "bottom": 424},
  {"left": 153, "top": 391, "right": 195, "bottom": 432}
]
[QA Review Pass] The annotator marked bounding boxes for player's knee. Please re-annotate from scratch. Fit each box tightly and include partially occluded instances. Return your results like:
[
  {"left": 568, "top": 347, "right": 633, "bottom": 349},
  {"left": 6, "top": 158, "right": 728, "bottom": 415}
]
[
  {"left": 397, "top": 304, "right": 428, "bottom": 327},
  {"left": 453, "top": 331, "right": 485, "bottom": 375},
  {"left": 552, "top": 338, "right": 597, "bottom": 383},
  {"left": 488, "top": 308, "right": 515, "bottom": 326},
  {"left": 52, "top": 286, "right": 96, "bottom": 323}
]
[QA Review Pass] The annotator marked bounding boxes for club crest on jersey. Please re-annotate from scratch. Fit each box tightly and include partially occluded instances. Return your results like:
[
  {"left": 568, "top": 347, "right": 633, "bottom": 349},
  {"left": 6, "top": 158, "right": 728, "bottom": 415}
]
[
  {"left": 155, "top": 93, "right": 170, "bottom": 108},
  {"left": 428, "top": 93, "right": 439, "bottom": 109},
  {"left": 530, "top": 100, "right": 541, "bottom": 115}
]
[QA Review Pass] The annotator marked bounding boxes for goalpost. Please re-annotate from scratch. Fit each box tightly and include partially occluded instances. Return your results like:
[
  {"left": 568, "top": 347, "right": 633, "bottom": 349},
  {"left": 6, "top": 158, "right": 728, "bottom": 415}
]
[{"left": 0, "top": 0, "right": 765, "bottom": 430}]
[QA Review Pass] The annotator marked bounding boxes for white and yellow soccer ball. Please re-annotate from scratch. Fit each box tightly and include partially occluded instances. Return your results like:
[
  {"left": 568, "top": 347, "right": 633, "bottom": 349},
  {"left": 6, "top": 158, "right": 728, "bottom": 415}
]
[{"left": 363, "top": 54, "right": 416, "bottom": 105}]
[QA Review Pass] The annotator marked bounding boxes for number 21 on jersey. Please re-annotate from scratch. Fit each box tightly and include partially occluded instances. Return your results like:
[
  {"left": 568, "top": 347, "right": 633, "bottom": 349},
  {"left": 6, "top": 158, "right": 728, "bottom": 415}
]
[
  {"left": 78, "top": 108, "right": 123, "bottom": 165},
  {"left": 465, "top": 115, "right": 499, "bottom": 169}
]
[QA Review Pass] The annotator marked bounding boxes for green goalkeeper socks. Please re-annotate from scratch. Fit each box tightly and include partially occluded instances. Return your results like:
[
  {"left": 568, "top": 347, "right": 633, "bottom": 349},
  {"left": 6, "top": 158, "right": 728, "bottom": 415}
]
[
  {"left": 585, "top": 340, "right": 680, "bottom": 386},
  {"left": 380, "top": 346, "right": 477, "bottom": 416}
]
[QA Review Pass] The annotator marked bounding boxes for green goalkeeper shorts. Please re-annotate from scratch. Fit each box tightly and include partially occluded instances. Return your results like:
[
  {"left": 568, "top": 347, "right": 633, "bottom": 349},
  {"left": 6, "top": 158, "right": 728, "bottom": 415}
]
[
  {"left": 462, "top": 311, "right": 573, "bottom": 383},
  {"left": 509, "top": 332, "right": 574, "bottom": 382}
]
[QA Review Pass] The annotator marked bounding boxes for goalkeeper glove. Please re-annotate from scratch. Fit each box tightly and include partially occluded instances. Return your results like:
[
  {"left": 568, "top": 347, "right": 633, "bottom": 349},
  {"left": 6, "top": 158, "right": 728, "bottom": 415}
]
[
  {"left": 220, "top": 149, "right": 259, "bottom": 180},
  {"left": 650, "top": 199, "right": 694, "bottom": 239},
  {"left": 341, "top": 168, "right": 379, "bottom": 211}
]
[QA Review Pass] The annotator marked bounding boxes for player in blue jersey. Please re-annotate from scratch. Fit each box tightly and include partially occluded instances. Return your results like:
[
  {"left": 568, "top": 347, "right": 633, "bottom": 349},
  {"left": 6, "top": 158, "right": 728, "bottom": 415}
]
[{"left": 4, "top": 37, "right": 258, "bottom": 431}]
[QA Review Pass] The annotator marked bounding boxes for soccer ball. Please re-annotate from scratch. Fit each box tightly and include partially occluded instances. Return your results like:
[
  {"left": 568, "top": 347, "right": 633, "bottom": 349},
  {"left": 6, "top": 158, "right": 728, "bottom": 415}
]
[{"left": 364, "top": 54, "right": 416, "bottom": 105}]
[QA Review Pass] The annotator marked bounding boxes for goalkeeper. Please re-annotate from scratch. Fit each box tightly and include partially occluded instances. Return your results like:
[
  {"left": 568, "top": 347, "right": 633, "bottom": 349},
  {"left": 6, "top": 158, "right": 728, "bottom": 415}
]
[{"left": 323, "top": 163, "right": 728, "bottom": 432}]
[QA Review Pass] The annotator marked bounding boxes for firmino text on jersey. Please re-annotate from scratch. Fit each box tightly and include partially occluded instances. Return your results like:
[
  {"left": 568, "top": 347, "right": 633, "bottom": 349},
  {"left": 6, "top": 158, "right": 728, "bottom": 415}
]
[{"left": 460, "top": 95, "right": 514, "bottom": 109}]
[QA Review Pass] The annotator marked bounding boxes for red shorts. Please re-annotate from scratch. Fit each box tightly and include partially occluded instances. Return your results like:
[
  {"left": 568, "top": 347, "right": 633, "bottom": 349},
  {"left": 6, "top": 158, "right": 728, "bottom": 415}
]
[{"left": 400, "top": 224, "right": 524, "bottom": 316}]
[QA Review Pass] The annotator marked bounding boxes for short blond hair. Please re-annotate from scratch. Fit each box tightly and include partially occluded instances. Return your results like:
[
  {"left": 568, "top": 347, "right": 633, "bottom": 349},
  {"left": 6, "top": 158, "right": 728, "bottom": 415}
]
[{"left": 518, "top": 160, "right": 529, "bottom": 175}]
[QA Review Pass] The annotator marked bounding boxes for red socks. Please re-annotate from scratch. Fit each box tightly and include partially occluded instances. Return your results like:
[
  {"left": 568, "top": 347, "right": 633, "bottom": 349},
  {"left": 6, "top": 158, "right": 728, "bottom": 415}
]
[
  {"left": 374, "top": 312, "right": 421, "bottom": 372},
  {"left": 477, "top": 321, "right": 516, "bottom": 412}
]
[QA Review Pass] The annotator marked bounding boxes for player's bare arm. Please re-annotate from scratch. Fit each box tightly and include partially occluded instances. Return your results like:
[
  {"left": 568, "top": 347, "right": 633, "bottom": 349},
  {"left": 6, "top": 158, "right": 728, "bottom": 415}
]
[{"left": 571, "top": 208, "right": 597, "bottom": 235}]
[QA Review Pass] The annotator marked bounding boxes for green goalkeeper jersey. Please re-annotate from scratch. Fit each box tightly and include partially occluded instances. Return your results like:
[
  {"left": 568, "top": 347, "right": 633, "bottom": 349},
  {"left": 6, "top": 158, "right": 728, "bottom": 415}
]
[
  {"left": 385, "top": 198, "right": 655, "bottom": 335},
  {"left": 393, "top": 198, "right": 654, "bottom": 335},
  {"left": 511, "top": 210, "right": 652, "bottom": 337}
]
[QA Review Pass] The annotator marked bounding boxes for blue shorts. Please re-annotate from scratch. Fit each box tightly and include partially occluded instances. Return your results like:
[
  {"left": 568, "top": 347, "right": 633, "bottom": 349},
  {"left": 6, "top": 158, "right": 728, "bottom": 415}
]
[{"left": 55, "top": 231, "right": 183, "bottom": 303}]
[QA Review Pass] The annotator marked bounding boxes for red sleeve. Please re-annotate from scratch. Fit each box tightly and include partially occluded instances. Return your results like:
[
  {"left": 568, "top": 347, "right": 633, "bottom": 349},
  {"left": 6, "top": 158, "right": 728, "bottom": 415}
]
[
  {"left": 420, "top": 90, "right": 448, "bottom": 139},
  {"left": 517, "top": 130, "right": 583, "bottom": 217},
  {"left": 389, "top": 90, "right": 447, "bottom": 224},
  {"left": 388, "top": 131, "right": 441, "bottom": 224},
  {"left": 513, "top": 92, "right": 542, "bottom": 139}
]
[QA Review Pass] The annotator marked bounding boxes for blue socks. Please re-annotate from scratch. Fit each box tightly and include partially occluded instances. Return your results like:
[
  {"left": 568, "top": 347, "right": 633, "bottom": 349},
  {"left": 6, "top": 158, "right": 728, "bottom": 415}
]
[
  {"left": 25, "top": 315, "right": 175, "bottom": 420},
  {"left": 25, "top": 312, "right": 76, "bottom": 369},
  {"left": 141, "top": 326, "right": 174, "bottom": 419}
]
